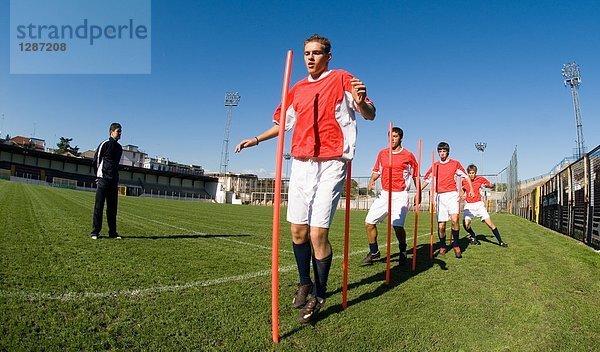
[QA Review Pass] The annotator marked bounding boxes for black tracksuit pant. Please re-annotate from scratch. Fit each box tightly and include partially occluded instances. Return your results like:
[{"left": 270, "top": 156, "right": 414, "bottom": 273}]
[{"left": 92, "top": 178, "right": 119, "bottom": 236}]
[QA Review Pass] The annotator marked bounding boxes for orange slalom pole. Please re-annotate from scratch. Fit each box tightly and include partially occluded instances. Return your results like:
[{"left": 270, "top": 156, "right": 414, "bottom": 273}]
[
  {"left": 412, "top": 139, "right": 422, "bottom": 271},
  {"left": 429, "top": 151, "right": 435, "bottom": 260},
  {"left": 271, "top": 50, "right": 293, "bottom": 344},
  {"left": 456, "top": 174, "right": 464, "bottom": 246},
  {"left": 342, "top": 161, "right": 352, "bottom": 310},
  {"left": 385, "top": 122, "right": 393, "bottom": 285}
]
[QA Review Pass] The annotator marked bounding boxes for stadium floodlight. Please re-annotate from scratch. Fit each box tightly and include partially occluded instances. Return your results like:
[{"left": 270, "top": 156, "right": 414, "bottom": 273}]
[
  {"left": 562, "top": 62, "right": 581, "bottom": 87},
  {"left": 224, "top": 91, "right": 241, "bottom": 106},
  {"left": 562, "top": 61, "right": 586, "bottom": 159},
  {"left": 475, "top": 142, "right": 486, "bottom": 174},
  {"left": 283, "top": 153, "right": 291, "bottom": 179},
  {"left": 220, "top": 92, "right": 241, "bottom": 174}
]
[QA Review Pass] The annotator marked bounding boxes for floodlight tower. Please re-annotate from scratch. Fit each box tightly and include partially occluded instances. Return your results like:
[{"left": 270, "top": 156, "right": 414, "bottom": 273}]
[
  {"left": 475, "top": 142, "right": 486, "bottom": 174},
  {"left": 283, "top": 152, "right": 292, "bottom": 179},
  {"left": 562, "top": 62, "right": 585, "bottom": 158},
  {"left": 220, "top": 92, "right": 241, "bottom": 174}
]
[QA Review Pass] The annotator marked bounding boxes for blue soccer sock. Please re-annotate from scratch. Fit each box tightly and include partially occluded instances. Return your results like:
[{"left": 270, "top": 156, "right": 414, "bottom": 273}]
[
  {"left": 465, "top": 226, "right": 476, "bottom": 238},
  {"left": 399, "top": 241, "right": 407, "bottom": 253},
  {"left": 492, "top": 227, "right": 504, "bottom": 244},
  {"left": 292, "top": 241, "right": 312, "bottom": 286},
  {"left": 369, "top": 242, "right": 379, "bottom": 254},
  {"left": 451, "top": 229, "right": 460, "bottom": 247},
  {"left": 439, "top": 236, "right": 447, "bottom": 248},
  {"left": 312, "top": 252, "right": 333, "bottom": 299}
]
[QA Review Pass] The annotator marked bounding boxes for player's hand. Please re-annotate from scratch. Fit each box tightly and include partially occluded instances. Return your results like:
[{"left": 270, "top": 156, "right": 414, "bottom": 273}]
[
  {"left": 367, "top": 180, "right": 375, "bottom": 192},
  {"left": 234, "top": 138, "right": 258, "bottom": 153},
  {"left": 350, "top": 78, "right": 367, "bottom": 105},
  {"left": 468, "top": 190, "right": 475, "bottom": 198}
]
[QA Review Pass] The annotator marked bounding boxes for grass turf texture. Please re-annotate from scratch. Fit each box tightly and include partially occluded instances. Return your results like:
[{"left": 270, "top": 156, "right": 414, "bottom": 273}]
[{"left": 1, "top": 179, "right": 599, "bottom": 351}]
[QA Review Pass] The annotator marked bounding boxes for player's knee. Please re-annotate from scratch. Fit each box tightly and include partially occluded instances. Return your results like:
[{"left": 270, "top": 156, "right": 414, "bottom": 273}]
[{"left": 291, "top": 224, "right": 309, "bottom": 243}]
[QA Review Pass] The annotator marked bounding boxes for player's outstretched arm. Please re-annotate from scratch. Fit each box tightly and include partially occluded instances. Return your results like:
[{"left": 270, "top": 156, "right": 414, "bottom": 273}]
[
  {"left": 350, "top": 78, "right": 375, "bottom": 120},
  {"left": 413, "top": 176, "right": 422, "bottom": 204},
  {"left": 465, "top": 176, "right": 475, "bottom": 198},
  {"left": 235, "top": 124, "right": 280, "bottom": 153},
  {"left": 367, "top": 172, "right": 379, "bottom": 192}
]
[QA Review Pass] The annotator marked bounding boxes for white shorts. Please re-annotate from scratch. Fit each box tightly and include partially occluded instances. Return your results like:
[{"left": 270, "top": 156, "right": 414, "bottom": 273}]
[
  {"left": 463, "top": 201, "right": 490, "bottom": 221},
  {"left": 287, "top": 158, "right": 347, "bottom": 228},
  {"left": 365, "top": 190, "right": 409, "bottom": 227},
  {"left": 435, "top": 191, "right": 459, "bottom": 222}
]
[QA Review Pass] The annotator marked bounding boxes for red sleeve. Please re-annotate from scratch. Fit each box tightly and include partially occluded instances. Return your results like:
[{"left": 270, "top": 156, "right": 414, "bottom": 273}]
[
  {"left": 455, "top": 161, "right": 468, "bottom": 178},
  {"left": 341, "top": 70, "right": 374, "bottom": 109},
  {"left": 423, "top": 166, "right": 433, "bottom": 180},
  {"left": 372, "top": 150, "right": 383, "bottom": 173},
  {"left": 272, "top": 84, "right": 297, "bottom": 124},
  {"left": 411, "top": 152, "right": 418, "bottom": 178},
  {"left": 482, "top": 177, "right": 491, "bottom": 186}
]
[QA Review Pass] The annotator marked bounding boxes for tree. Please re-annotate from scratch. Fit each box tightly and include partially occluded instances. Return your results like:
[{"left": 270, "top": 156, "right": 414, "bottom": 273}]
[
  {"left": 495, "top": 183, "right": 507, "bottom": 192},
  {"left": 55, "top": 137, "right": 80, "bottom": 156},
  {"left": 341, "top": 179, "right": 359, "bottom": 199},
  {"left": 358, "top": 187, "right": 376, "bottom": 197}
]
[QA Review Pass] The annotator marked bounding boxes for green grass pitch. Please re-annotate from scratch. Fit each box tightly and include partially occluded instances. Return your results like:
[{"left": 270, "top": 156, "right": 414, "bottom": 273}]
[{"left": 1, "top": 179, "right": 599, "bottom": 351}]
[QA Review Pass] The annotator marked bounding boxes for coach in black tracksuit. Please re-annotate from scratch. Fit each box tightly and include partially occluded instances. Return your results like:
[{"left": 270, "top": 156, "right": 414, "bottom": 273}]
[{"left": 90, "top": 123, "right": 123, "bottom": 239}]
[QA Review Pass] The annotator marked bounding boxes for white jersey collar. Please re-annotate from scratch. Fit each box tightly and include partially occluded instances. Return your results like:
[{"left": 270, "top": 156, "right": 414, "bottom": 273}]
[
  {"left": 392, "top": 147, "right": 404, "bottom": 155},
  {"left": 308, "top": 70, "right": 333, "bottom": 82}
]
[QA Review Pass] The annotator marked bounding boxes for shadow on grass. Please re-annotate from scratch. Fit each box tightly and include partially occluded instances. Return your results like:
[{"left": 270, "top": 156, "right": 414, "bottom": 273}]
[
  {"left": 121, "top": 233, "right": 251, "bottom": 240},
  {"left": 281, "top": 240, "right": 473, "bottom": 337},
  {"left": 477, "top": 234, "right": 504, "bottom": 247}
]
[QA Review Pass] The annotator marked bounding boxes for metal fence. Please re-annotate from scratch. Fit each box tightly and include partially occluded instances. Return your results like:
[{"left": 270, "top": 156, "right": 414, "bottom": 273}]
[
  {"left": 244, "top": 166, "right": 514, "bottom": 214},
  {"left": 516, "top": 145, "right": 600, "bottom": 249}
]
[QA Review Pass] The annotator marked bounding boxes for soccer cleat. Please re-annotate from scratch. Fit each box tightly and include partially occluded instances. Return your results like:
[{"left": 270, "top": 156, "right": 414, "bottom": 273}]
[
  {"left": 361, "top": 251, "right": 381, "bottom": 266},
  {"left": 298, "top": 296, "right": 324, "bottom": 324},
  {"left": 453, "top": 246, "right": 462, "bottom": 258},
  {"left": 108, "top": 234, "right": 122, "bottom": 239},
  {"left": 499, "top": 242, "right": 509, "bottom": 248},
  {"left": 399, "top": 251, "right": 408, "bottom": 265},
  {"left": 470, "top": 237, "right": 481, "bottom": 245},
  {"left": 292, "top": 283, "right": 312, "bottom": 308}
]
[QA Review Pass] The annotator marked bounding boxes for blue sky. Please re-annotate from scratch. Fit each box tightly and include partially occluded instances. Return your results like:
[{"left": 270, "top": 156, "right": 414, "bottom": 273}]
[{"left": 1, "top": 0, "right": 599, "bottom": 180}]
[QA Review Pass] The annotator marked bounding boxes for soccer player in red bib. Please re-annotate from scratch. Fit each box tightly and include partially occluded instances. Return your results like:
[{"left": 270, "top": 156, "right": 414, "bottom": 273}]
[
  {"left": 362, "top": 127, "right": 418, "bottom": 266},
  {"left": 462, "top": 164, "right": 508, "bottom": 247},
  {"left": 421, "top": 142, "right": 474, "bottom": 258},
  {"left": 235, "top": 34, "right": 375, "bottom": 323}
]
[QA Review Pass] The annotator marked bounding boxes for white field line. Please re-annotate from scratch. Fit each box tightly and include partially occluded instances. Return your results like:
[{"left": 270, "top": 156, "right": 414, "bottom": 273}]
[{"left": 1, "top": 232, "right": 437, "bottom": 302}]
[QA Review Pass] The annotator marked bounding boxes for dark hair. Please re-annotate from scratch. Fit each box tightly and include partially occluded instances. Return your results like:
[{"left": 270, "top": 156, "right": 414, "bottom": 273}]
[
  {"left": 110, "top": 123, "right": 122, "bottom": 132},
  {"left": 391, "top": 127, "right": 404, "bottom": 139},
  {"left": 467, "top": 164, "right": 478, "bottom": 173},
  {"left": 437, "top": 141, "right": 450, "bottom": 153},
  {"left": 304, "top": 34, "right": 331, "bottom": 54}
]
